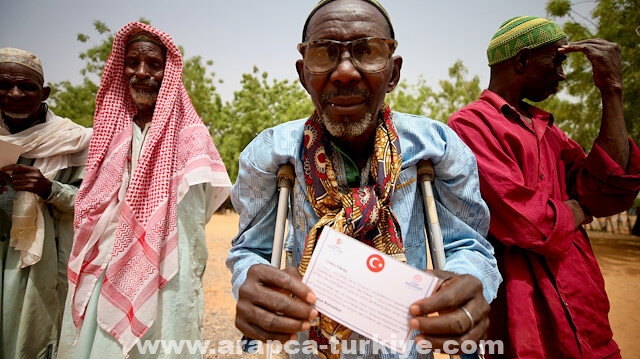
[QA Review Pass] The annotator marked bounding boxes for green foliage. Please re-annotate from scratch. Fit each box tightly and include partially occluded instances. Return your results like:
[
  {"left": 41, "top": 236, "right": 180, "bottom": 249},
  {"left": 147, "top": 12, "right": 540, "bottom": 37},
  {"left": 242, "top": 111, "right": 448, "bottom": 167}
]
[
  {"left": 386, "top": 77, "right": 435, "bottom": 117},
  {"left": 47, "top": 20, "right": 114, "bottom": 124},
  {"left": 217, "top": 66, "right": 313, "bottom": 181},
  {"left": 432, "top": 61, "right": 482, "bottom": 122},
  {"left": 49, "top": 78, "right": 98, "bottom": 127},
  {"left": 387, "top": 60, "right": 481, "bottom": 123},
  {"left": 543, "top": 0, "right": 640, "bottom": 150},
  {"left": 182, "top": 54, "right": 223, "bottom": 132},
  {"left": 546, "top": 0, "right": 572, "bottom": 16}
]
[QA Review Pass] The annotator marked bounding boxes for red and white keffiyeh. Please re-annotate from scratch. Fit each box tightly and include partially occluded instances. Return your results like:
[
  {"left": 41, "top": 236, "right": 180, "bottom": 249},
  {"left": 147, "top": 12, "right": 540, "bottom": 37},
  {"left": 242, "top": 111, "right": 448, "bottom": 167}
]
[{"left": 68, "top": 22, "right": 230, "bottom": 354}]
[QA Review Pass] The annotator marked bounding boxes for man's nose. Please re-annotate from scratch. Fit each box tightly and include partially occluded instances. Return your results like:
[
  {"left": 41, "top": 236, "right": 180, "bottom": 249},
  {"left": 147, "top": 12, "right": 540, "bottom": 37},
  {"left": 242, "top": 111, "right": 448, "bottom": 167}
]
[
  {"left": 134, "top": 63, "right": 150, "bottom": 77},
  {"left": 330, "top": 50, "right": 361, "bottom": 84},
  {"left": 7, "top": 85, "right": 24, "bottom": 98}
]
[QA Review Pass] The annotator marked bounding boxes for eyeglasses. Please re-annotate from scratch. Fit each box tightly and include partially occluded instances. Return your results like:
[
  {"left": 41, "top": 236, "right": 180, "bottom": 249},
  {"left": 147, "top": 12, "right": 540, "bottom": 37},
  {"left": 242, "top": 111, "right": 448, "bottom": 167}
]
[{"left": 297, "top": 37, "right": 397, "bottom": 74}]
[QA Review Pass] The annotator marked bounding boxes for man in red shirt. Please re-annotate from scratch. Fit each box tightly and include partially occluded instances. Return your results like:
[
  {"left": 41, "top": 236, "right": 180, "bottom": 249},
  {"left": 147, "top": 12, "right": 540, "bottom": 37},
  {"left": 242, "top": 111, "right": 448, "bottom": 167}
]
[{"left": 448, "top": 16, "right": 640, "bottom": 359}]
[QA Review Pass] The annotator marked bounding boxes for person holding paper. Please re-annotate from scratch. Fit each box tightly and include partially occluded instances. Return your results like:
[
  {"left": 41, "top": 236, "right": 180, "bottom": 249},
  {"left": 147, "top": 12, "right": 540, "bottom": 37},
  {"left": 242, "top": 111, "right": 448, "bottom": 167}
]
[
  {"left": 448, "top": 16, "right": 640, "bottom": 359},
  {"left": 0, "top": 47, "right": 92, "bottom": 358},
  {"left": 227, "top": 1, "right": 501, "bottom": 358}
]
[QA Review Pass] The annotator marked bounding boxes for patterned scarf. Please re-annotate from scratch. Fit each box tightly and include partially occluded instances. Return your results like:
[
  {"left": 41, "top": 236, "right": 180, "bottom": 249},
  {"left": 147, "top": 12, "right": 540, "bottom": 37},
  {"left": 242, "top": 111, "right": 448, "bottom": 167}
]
[
  {"left": 67, "top": 22, "right": 231, "bottom": 355},
  {"left": 299, "top": 104, "right": 404, "bottom": 359}
]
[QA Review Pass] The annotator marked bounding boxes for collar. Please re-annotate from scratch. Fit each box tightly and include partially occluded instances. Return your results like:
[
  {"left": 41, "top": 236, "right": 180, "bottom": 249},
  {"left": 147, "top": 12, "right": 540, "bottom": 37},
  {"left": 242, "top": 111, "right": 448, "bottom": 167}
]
[{"left": 480, "top": 89, "right": 555, "bottom": 127}]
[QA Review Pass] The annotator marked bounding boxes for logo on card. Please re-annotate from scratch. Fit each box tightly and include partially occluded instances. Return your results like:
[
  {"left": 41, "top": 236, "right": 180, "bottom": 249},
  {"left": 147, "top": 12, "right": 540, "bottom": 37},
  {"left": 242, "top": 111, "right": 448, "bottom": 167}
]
[{"left": 366, "top": 254, "right": 385, "bottom": 273}]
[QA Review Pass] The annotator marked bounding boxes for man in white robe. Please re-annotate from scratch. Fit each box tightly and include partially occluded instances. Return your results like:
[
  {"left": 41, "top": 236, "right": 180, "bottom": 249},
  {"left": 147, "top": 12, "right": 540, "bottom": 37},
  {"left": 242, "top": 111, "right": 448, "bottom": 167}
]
[{"left": 0, "top": 47, "right": 92, "bottom": 359}]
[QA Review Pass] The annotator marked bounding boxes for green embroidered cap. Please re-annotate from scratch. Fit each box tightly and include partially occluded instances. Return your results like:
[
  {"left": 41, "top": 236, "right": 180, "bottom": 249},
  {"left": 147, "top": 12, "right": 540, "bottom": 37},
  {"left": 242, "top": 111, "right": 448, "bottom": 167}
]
[
  {"left": 487, "top": 16, "right": 567, "bottom": 66},
  {"left": 302, "top": 0, "right": 395, "bottom": 41}
]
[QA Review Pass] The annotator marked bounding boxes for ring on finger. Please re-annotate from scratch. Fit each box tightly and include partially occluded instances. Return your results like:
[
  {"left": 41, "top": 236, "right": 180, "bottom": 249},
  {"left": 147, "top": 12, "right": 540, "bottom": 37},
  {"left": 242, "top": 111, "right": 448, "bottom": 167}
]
[{"left": 459, "top": 305, "right": 474, "bottom": 330}]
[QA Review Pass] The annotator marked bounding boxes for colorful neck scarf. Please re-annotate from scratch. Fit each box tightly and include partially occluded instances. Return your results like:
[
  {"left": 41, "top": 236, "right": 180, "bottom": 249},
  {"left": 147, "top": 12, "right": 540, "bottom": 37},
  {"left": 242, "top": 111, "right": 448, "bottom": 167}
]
[
  {"left": 67, "top": 22, "right": 230, "bottom": 355},
  {"left": 299, "top": 104, "right": 404, "bottom": 358}
]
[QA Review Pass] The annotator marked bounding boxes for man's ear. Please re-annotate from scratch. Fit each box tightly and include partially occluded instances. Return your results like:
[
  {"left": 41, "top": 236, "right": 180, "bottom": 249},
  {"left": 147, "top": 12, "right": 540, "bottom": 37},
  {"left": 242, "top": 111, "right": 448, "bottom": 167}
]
[
  {"left": 386, "top": 56, "right": 403, "bottom": 93},
  {"left": 296, "top": 59, "right": 309, "bottom": 92},
  {"left": 513, "top": 48, "right": 531, "bottom": 74},
  {"left": 42, "top": 85, "right": 51, "bottom": 101}
]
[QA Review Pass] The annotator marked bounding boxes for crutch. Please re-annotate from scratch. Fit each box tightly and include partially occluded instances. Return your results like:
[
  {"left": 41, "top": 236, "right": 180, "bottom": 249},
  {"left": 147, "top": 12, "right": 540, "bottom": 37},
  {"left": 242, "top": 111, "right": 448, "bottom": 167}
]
[
  {"left": 417, "top": 160, "right": 484, "bottom": 359},
  {"left": 417, "top": 160, "right": 445, "bottom": 270},
  {"left": 242, "top": 162, "right": 295, "bottom": 359}
]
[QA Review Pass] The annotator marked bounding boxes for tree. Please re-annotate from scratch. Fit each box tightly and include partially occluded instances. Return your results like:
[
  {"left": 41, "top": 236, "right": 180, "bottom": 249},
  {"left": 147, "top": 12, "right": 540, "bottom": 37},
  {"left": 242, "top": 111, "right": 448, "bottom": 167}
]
[
  {"left": 386, "top": 60, "right": 481, "bottom": 123},
  {"left": 216, "top": 66, "right": 313, "bottom": 181},
  {"left": 544, "top": 0, "right": 640, "bottom": 150},
  {"left": 430, "top": 60, "right": 482, "bottom": 122}
]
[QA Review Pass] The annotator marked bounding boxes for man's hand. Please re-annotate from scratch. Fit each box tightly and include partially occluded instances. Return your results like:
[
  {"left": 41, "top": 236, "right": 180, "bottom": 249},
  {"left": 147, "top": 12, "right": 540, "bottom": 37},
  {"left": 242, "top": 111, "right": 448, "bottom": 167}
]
[
  {"left": 559, "top": 39, "right": 622, "bottom": 93},
  {"left": 1, "top": 164, "right": 52, "bottom": 198},
  {"left": 409, "top": 271, "right": 489, "bottom": 351},
  {"left": 0, "top": 170, "right": 11, "bottom": 194},
  {"left": 560, "top": 38, "right": 629, "bottom": 169},
  {"left": 235, "top": 264, "right": 318, "bottom": 343},
  {"left": 565, "top": 199, "right": 593, "bottom": 229}
]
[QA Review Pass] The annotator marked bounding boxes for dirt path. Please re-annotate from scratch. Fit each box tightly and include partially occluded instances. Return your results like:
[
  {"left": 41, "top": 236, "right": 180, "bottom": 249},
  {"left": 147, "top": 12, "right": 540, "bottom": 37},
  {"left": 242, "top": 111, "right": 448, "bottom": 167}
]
[{"left": 203, "top": 212, "right": 640, "bottom": 358}]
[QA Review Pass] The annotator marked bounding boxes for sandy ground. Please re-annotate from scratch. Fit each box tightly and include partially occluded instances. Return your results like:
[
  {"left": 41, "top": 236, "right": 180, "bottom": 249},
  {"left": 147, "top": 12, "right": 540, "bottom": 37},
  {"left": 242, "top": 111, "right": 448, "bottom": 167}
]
[{"left": 203, "top": 212, "right": 640, "bottom": 358}]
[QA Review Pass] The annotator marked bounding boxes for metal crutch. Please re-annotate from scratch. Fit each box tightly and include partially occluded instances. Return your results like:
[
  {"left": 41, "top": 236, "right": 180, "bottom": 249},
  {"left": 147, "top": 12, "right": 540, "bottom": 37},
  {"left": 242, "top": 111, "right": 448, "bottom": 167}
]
[
  {"left": 417, "top": 160, "right": 484, "bottom": 359},
  {"left": 242, "top": 162, "right": 296, "bottom": 358},
  {"left": 417, "top": 160, "right": 445, "bottom": 270},
  {"left": 417, "top": 160, "right": 454, "bottom": 359}
]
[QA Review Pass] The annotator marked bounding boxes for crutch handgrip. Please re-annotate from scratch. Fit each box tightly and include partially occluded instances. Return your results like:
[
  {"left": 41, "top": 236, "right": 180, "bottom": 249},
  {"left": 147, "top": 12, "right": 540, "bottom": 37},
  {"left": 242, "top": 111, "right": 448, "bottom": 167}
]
[
  {"left": 417, "top": 159, "right": 435, "bottom": 183},
  {"left": 271, "top": 162, "right": 294, "bottom": 267},
  {"left": 277, "top": 162, "right": 295, "bottom": 189}
]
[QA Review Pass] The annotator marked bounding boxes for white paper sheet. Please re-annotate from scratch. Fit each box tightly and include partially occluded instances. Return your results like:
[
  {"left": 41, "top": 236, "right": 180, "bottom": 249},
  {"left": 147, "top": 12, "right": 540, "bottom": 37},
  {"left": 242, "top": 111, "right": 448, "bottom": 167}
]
[
  {"left": 0, "top": 140, "right": 22, "bottom": 168},
  {"left": 302, "top": 226, "right": 439, "bottom": 354}
]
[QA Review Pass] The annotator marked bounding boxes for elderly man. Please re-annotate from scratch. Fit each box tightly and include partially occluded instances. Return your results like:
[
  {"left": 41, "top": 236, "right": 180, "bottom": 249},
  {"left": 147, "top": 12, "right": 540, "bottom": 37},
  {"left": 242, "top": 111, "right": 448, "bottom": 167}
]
[
  {"left": 0, "top": 48, "right": 91, "bottom": 358},
  {"left": 448, "top": 16, "right": 640, "bottom": 359},
  {"left": 227, "top": 1, "right": 501, "bottom": 358},
  {"left": 58, "top": 22, "right": 231, "bottom": 358}
]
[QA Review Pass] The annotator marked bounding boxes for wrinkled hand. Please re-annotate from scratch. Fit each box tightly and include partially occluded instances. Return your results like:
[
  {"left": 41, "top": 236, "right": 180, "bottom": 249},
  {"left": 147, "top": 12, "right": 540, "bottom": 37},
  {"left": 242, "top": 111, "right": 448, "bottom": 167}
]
[
  {"left": 236, "top": 264, "right": 318, "bottom": 343},
  {"left": 565, "top": 199, "right": 593, "bottom": 229},
  {"left": 409, "top": 271, "right": 489, "bottom": 351},
  {"left": 1, "top": 164, "right": 52, "bottom": 198},
  {"left": 559, "top": 39, "right": 622, "bottom": 92},
  {"left": 0, "top": 170, "right": 10, "bottom": 195}
]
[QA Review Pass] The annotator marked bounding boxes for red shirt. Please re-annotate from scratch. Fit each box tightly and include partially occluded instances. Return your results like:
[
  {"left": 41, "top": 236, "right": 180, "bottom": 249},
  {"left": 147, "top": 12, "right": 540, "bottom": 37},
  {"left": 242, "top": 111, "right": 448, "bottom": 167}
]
[{"left": 449, "top": 90, "right": 640, "bottom": 359}]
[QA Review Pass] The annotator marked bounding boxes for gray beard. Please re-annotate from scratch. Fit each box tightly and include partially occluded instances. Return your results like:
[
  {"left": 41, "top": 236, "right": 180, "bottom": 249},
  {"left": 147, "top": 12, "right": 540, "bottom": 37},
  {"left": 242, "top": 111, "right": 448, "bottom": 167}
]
[
  {"left": 130, "top": 88, "right": 158, "bottom": 107},
  {"left": 321, "top": 112, "right": 374, "bottom": 138},
  {"left": 2, "top": 112, "right": 31, "bottom": 119}
]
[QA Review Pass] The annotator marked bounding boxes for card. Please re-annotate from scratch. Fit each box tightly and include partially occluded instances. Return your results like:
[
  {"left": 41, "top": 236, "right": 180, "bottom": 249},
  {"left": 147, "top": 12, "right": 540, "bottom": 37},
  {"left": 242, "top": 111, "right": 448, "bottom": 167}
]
[
  {"left": 302, "top": 226, "right": 439, "bottom": 354},
  {"left": 0, "top": 140, "right": 22, "bottom": 168}
]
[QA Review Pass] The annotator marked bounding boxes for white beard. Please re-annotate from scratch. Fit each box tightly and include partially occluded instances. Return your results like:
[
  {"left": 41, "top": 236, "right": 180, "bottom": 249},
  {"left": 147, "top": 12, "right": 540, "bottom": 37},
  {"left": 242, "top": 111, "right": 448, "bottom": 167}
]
[
  {"left": 321, "top": 112, "right": 374, "bottom": 138},
  {"left": 2, "top": 112, "right": 31, "bottom": 119},
  {"left": 130, "top": 88, "right": 158, "bottom": 107}
]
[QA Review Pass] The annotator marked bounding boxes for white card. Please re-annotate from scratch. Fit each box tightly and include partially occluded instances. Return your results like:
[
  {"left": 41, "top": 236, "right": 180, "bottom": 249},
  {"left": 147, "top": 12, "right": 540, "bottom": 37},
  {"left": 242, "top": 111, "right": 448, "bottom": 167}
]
[
  {"left": 0, "top": 140, "right": 22, "bottom": 168},
  {"left": 302, "top": 226, "right": 439, "bottom": 354}
]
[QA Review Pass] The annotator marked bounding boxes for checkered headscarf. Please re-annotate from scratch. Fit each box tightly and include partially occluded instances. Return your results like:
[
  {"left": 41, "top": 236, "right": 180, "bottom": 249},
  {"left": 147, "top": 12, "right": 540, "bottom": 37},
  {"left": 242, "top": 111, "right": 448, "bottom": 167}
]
[{"left": 68, "top": 21, "right": 230, "bottom": 355}]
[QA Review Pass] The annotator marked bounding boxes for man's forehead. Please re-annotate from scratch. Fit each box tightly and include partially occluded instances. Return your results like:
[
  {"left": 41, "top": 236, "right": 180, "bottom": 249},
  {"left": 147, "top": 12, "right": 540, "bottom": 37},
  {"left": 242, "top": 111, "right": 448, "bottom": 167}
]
[
  {"left": 305, "top": 1, "right": 390, "bottom": 41},
  {"left": 302, "top": 0, "right": 394, "bottom": 41},
  {"left": 0, "top": 62, "right": 44, "bottom": 83},
  {"left": 126, "top": 31, "right": 166, "bottom": 49}
]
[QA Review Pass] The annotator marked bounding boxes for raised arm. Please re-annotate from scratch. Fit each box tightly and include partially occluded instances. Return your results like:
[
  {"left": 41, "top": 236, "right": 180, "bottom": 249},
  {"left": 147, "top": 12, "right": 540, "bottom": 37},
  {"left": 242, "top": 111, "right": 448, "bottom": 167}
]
[{"left": 559, "top": 39, "right": 629, "bottom": 169}]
